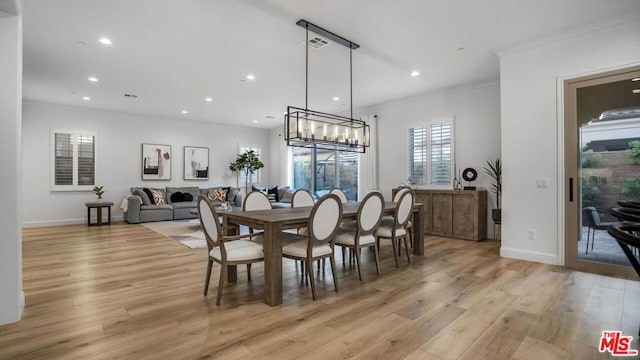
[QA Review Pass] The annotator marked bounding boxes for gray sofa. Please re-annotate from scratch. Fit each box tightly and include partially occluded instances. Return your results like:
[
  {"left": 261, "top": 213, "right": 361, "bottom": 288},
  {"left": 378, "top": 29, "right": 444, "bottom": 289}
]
[{"left": 124, "top": 186, "right": 242, "bottom": 224}]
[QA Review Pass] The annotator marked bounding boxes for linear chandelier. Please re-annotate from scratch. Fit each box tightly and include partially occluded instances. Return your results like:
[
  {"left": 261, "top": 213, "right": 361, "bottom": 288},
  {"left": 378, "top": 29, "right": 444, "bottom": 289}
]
[{"left": 285, "top": 19, "right": 370, "bottom": 153}]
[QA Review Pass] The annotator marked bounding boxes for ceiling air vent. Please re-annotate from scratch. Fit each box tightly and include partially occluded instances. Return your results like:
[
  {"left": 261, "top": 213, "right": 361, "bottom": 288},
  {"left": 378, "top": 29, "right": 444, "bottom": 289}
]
[
  {"left": 303, "top": 36, "right": 330, "bottom": 49},
  {"left": 124, "top": 93, "right": 138, "bottom": 98}
]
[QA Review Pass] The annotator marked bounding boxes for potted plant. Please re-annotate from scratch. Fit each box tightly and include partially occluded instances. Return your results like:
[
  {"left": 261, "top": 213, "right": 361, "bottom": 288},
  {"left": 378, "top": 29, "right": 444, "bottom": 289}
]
[
  {"left": 483, "top": 158, "right": 502, "bottom": 223},
  {"left": 93, "top": 185, "right": 105, "bottom": 200},
  {"left": 229, "top": 150, "right": 264, "bottom": 195}
]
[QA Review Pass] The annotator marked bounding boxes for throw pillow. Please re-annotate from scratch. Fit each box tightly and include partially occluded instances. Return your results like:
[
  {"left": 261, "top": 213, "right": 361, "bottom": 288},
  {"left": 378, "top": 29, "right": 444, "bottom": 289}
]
[
  {"left": 211, "top": 188, "right": 228, "bottom": 202},
  {"left": 183, "top": 193, "right": 194, "bottom": 201},
  {"left": 252, "top": 185, "right": 266, "bottom": 193},
  {"left": 149, "top": 188, "right": 166, "bottom": 205},
  {"left": 280, "top": 189, "right": 295, "bottom": 203},
  {"left": 143, "top": 188, "right": 156, "bottom": 205},
  {"left": 277, "top": 186, "right": 290, "bottom": 201},
  {"left": 227, "top": 188, "right": 240, "bottom": 202},
  {"left": 133, "top": 188, "right": 152, "bottom": 206},
  {"left": 170, "top": 191, "right": 184, "bottom": 203},
  {"left": 267, "top": 186, "right": 279, "bottom": 202}
]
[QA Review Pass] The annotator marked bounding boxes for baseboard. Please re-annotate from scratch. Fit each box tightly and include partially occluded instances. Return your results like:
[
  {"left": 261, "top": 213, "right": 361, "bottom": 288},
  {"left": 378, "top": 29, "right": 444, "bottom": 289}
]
[
  {"left": 22, "top": 215, "right": 125, "bottom": 228},
  {"left": 500, "top": 246, "right": 559, "bottom": 265}
]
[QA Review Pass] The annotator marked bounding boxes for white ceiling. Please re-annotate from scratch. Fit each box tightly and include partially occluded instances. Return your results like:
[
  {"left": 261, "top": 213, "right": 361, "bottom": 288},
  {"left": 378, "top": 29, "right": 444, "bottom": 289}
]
[{"left": 22, "top": 0, "right": 640, "bottom": 128}]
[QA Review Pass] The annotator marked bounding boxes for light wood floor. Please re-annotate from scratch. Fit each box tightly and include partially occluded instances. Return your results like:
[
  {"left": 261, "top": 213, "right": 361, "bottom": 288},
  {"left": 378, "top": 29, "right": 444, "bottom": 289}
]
[{"left": 1, "top": 223, "right": 639, "bottom": 359}]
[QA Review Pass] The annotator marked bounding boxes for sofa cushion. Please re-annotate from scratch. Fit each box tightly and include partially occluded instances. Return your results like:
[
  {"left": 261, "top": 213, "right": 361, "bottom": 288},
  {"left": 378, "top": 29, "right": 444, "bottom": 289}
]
[
  {"left": 280, "top": 188, "right": 295, "bottom": 203},
  {"left": 277, "top": 186, "right": 290, "bottom": 201},
  {"left": 131, "top": 187, "right": 152, "bottom": 206},
  {"left": 227, "top": 187, "right": 240, "bottom": 202},
  {"left": 171, "top": 201, "right": 197, "bottom": 209},
  {"left": 141, "top": 204, "right": 173, "bottom": 211}
]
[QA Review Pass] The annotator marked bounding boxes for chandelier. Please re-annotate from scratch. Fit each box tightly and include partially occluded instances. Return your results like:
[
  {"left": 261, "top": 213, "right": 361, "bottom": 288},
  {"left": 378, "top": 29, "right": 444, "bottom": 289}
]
[{"left": 285, "top": 20, "right": 370, "bottom": 153}]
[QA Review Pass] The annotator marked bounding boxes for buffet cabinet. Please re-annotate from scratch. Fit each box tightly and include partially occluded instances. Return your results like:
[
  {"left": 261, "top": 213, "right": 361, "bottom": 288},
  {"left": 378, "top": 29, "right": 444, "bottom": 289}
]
[{"left": 393, "top": 189, "right": 487, "bottom": 241}]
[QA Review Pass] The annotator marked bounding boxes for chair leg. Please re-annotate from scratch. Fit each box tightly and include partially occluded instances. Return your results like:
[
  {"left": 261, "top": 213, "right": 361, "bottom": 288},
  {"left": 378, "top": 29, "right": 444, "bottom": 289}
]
[
  {"left": 408, "top": 227, "right": 413, "bottom": 249},
  {"left": 355, "top": 247, "right": 363, "bottom": 281},
  {"left": 330, "top": 255, "right": 339, "bottom": 293},
  {"left": 204, "top": 259, "right": 213, "bottom": 296},
  {"left": 391, "top": 238, "right": 399, "bottom": 268},
  {"left": 341, "top": 245, "right": 346, "bottom": 264},
  {"left": 403, "top": 236, "right": 411, "bottom": 264},
  {"left": 247, "top": 263, "right": 252, "bottom": 282},
  {"left": 216, "top": 264, "right": 226, "bottom": 305},
  {"left": 307, "top": 259, "right": 317, "bottom": 300},
  {"left": 373, "top": 243, "right": 380, "bottom": 275}
]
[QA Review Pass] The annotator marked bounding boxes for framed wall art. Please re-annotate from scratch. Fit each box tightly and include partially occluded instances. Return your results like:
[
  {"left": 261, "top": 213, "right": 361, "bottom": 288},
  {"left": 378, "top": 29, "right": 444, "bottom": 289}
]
[
  {"left": 142, "top": 143, "right": 171, "bottom": 180},
  {"left": 184, "top": 146, "right": 209, "bottom": 180}
]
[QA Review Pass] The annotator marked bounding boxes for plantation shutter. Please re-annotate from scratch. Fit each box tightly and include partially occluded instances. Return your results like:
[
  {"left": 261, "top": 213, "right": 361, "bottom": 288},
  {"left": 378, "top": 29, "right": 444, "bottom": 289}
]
[
  {"left": 54, "top": 133, "right": 73, "bottom": 185},
  {"left": 408, "top": 127, "right": 428, "bottom": 185},
  {"left": 77, "top": 134, "right": 95, "bottom": 186},
  {"left": 430, "top": 123, "right": 452, "bottom": 185}
]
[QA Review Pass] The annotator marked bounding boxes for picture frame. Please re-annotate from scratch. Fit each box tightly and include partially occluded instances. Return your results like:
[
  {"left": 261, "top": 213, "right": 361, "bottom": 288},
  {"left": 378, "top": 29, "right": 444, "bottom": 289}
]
[
  {"left": 142, "top": 143, "right": 171, "bottom": 180},
  {"left": 184, "top": 146, "right": 209, "bottom": 180}
]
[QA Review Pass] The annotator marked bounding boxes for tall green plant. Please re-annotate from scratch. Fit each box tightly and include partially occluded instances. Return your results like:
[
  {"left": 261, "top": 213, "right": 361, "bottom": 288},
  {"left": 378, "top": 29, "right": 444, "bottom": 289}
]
[
  {"left": 229, "top": 150, "right": 264, "bottom": 194},
  {"left": 483, "top": 158, "right": 502, "bottom": 209},
  {"left": 627, "top": 140, "right": 640, "bottom": 165},
  {"left": 620, "top": 178, "right": 640, "bottom": 201}
]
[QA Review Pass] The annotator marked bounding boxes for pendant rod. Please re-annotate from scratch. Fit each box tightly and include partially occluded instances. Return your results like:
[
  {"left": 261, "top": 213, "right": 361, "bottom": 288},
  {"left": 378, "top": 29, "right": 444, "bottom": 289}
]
[
  {"left": 350, "top": 47, "right": 353, "bottom": 120},
  {"left": 305, "top": 25, "right": 309, "bottom": 111}
]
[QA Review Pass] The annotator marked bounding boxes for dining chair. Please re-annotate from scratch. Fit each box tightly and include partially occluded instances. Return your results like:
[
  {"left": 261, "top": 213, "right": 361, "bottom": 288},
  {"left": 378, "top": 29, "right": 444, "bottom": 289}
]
[
  {"left": 330, "top": 188, "right": 348, "bottom": 204},
  {"left": 377, "top": 189, "right": 413, "bottom": 268},
  {"left": 292, "top": 189, "right": 315, "bottom": 236},
  {"left": 197, "top": 195, "right": 265, "bottom": 305},
  {"left": 583, "top": 206, "right": 615, "bottom": 254},
  {"left": 243, "top": 190, "right": 272, "bottom": 236},
  {"left": 335, "top": 191, "right": 384, "bottom": 280},
  {"left": 607, "top": 222, "right": 640, "bottom": 335},
  {"left": 282, "top": 194, "right": 343, "bottom": 300},
  {"left": 381, "top": 188, "right": 415, "bottom": 251}
]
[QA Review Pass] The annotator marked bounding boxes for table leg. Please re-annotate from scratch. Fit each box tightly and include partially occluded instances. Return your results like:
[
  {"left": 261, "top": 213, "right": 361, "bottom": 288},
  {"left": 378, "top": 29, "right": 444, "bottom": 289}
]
[
  {"left": 87, "top": 207, "right": 90, "bottom": 226},
  {"left": 263, "top": 222, "right": 283, "bottom": 306},
  {"left": 97, "top": 207, "right": 103, "bottom": 225},
  {"left": 107, "top": 206, "right": 111, "bottom": 225},
  {"left": 413, "top": 204, "right": 424, "bottom": 255}
]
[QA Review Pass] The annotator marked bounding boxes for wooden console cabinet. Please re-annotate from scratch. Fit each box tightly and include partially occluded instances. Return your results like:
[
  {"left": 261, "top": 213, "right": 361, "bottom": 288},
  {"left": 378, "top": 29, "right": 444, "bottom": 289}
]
[{"left": 393, "top": 189, "right": 487, "bottom": 241}]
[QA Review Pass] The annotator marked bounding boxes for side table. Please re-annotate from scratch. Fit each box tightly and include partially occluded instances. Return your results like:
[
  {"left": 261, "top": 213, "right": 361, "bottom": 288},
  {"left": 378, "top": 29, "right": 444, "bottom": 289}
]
[{"left": 85, "top": 201, "right": 114, "bottom": 226}]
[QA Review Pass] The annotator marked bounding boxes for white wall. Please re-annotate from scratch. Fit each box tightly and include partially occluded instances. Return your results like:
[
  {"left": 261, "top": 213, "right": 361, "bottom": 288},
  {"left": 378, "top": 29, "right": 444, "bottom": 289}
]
[
  {"left": 357, "top": 82, "right": 501, "bottom": 237},
  {"left": 22, "top": 101, "right": 271, "bottom": 226},
  {"left": 499, "top": 18, "right": 640, "bottom": 265},
  {"left": 0, "top": 7, "right": 23, "bottom": 325}
]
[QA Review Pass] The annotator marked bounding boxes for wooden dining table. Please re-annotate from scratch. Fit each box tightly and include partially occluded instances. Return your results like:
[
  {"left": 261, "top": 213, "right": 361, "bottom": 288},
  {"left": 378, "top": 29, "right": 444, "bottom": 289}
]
[{"left": 222, "top": 201, "right": 424, "bottom": 306}]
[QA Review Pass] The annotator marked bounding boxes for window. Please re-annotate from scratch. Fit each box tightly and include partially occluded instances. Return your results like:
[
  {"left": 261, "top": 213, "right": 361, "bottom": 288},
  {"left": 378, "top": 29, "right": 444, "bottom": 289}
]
[
  {"left": 408, "top": 119, "right": 453, "bottom": 187},
  {"left": 291, "top": 147, "right": 359, "bottom": 200},
  {"left": 51, "top": 129, "right": 96, "bottom": 191}
]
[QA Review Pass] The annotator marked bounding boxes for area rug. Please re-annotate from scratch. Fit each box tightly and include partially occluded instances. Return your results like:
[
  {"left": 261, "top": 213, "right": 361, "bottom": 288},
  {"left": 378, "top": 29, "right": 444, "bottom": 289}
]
[{"left": 142, "top": 219, "right": 207, "bottom": 249}]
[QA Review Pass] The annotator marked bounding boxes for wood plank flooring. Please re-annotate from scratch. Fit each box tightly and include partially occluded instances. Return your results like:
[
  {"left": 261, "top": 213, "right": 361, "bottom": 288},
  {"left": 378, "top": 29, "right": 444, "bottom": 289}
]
[{"left": 1, "top": 222, "right": 639, "bottom": 359}]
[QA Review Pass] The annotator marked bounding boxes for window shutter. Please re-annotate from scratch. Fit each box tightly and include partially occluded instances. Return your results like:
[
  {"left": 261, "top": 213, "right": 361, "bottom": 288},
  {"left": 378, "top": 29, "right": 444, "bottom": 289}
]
[
  {"left": 408, "top": 127, "right": 428, "bottom": 185},
  {"left": 77, "top": 134, "right": 95, "bottom": 186},
  {"left": 54, "top": 133, "right": 73, "bottom": 185},
  {"left": 430, "top": 123, "right": 452, "bottom": 185}
]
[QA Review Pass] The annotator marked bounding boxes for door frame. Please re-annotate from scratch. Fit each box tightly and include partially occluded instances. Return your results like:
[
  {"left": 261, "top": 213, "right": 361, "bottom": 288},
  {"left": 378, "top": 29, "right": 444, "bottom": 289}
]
[{"left": 562, "top": 64, "right": 640, "bottom": 277}]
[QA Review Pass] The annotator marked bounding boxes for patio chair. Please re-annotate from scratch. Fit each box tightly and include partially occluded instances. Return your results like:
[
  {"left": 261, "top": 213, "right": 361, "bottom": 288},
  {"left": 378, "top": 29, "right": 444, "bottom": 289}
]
[{"left": 583, "top": 206, "right": 615, "bottom": 254}]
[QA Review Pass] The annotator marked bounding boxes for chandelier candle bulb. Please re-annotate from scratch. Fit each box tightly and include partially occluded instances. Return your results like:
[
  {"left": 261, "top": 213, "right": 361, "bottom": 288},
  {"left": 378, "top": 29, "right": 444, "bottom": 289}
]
[
  {"left": 298, "top": 119, "right": 303, "bottom": 139},
  {"left": 323, "top": 124, "right": 327, "bottom": 140},
  {"left": 334, "top": 125, "right": 339, "bottom": 142},
  {"left": 310, "top": 121, "right": 315, "bottom": 139}
]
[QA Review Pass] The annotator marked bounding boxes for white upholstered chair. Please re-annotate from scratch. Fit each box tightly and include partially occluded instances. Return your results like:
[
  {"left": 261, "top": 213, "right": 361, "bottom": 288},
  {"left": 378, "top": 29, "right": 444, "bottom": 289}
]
[
  {"left": 330, "top": 188, "right": 348, "bottom": 204},
  {"left": 292, "top": 189, "right": 314, "bottom": 237},
  {"left": 381, "top": 188, "right": 415, "bottom": 250},
  {"left": 376, "top": 190, "right": 413, "bottom": 268},
  {"left": 198, "top": 196, "right": 264, "bottom": 305},
  {"left": 282, "top": 194, "right": 343, "bottom": 300},
  {"left": 335, "top": 191, "right": 384, "bottom": 280}
]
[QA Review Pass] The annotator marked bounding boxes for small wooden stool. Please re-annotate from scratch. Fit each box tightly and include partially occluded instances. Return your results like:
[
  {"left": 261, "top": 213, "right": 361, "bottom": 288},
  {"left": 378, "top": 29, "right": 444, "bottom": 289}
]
[{"left": 85, "top": 201, "right": 113, "bottom": 226}]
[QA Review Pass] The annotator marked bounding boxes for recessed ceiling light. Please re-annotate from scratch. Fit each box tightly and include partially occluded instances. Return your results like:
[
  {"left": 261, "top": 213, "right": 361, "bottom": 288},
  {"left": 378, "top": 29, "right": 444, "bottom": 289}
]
[
  {"left": 457, "top": 47, "right": 465, "bottom": 51},
  {"left": 332, "top": 96, "right": 340, "bottom": 101},
  {"left": 265, "top": 115, "right": 275, "bottom": 119},
  {"left": 246, "top": 74, "right": 255, "bottom": 80},
  {"left": 205, "top": 97, "right": 213, "bottom": 102},
  {"left": 81, "top": 96, "right": 91, "bottom": 101},
  {"left": 410, "top": 71, "right": 420, "bottom": 77},
  {"left": 181, "top": 110, "right": 189, "bottom": 114},
  {"left": 76, "top": 41, "right": 86, "bottom": 46},
  {"left": 88, "top": 77, "right": 98, "bottom": 82},
  {"left": 253, "top": 120, "right": 259, "bottom": 124},
  {"left": 633, "top": 78, "right": 640, "bottom": 82},
  {"left": 633, "top": 89, "right": 640, "bottom": 94},
  {"left": 99, "top": 38, "right": 112, "bottom": 45}
]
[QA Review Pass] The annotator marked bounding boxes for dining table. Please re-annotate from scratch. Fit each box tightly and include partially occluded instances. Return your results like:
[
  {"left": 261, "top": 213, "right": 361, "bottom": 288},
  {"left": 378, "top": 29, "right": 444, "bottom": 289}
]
[{"left": 222, "top": 201, "right": 424, "bottom": 306}]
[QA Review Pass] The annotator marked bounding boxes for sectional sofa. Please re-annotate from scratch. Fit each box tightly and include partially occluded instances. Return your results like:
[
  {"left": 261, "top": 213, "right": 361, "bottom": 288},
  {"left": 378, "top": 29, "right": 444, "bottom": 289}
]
[{"left": 124, "top": 186, "right": 242, "bottom": 224}]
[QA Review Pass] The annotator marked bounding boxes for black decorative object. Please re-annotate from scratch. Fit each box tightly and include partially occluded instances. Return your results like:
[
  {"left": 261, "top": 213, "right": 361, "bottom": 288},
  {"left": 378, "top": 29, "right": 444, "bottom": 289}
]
[
  {"left": 462, "top": 167, "right": 477, "bottom": 190},
  {"left": 285, "top": 19, "right": 370, "bottom": 153}
]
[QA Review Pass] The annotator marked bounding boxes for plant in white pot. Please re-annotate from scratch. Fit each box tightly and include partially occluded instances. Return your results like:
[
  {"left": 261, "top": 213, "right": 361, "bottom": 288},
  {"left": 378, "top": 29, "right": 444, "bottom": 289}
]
[
  {"left": 229, "top": 150, "right": 264, "bottom": 195},
  {"left": 483, "top": 158, "right": 502, "bottom": 223}
]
